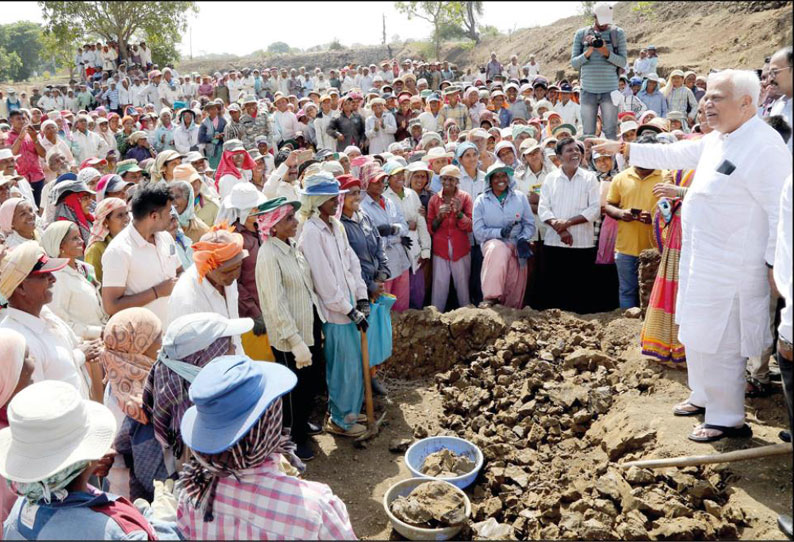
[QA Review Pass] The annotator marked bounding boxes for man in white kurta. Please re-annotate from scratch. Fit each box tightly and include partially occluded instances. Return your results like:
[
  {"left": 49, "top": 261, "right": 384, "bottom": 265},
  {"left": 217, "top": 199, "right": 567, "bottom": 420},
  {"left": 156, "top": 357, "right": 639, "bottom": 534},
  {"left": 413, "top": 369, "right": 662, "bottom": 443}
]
[{"left": 593, "top": 70, "right": 792, "bottom": 440}]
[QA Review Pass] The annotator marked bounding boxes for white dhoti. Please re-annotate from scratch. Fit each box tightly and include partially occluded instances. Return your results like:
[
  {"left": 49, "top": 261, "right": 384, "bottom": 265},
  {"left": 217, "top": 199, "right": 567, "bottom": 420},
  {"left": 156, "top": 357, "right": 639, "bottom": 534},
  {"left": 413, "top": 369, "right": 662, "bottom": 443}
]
[{"left": 683, "top": 296, "right": 746, "bottom": 427}]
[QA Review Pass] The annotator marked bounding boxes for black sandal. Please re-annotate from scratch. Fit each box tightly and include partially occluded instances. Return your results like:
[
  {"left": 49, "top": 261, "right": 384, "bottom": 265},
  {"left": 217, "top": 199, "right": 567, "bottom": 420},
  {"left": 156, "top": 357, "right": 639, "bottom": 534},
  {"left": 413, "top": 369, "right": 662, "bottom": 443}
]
[
  {"left": 745, "top": 377, "right": 773, "bottom": 398},
  {"left": 673, "top": 402, "right": 705, "bottom": 416},
  {"left": 688, "top": 423, "right": 752, "bottom": 443}
]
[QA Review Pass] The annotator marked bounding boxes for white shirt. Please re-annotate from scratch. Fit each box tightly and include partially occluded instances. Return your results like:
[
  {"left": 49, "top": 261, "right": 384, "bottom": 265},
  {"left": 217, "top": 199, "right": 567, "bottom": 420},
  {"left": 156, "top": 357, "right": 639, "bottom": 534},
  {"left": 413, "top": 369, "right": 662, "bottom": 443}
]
[
  {"left": 506, "top": 63, "right": 521, "bottom": 80},
  {"left": 71, "top": 129, "right": 108, "bottom": 163},
  {"left": 158, "top": 80, "right": 181, "bottom": 107},
  {"left": 554, "top": 100, "right": 582, "bottom": 129},
  {"left": 538, "top": 166, "right": 601, "bottom": 248},
  {"left": 364, "top": 112, "right": 397, "bottom": 155},
  {"left": 775, "top": 175, "right": 792, "bottom": 343},
  {"left": 629, "top": 115, "right": 791, "bottom": 355},
  {"left": 228, "top": 78, "right": 243, "bottom": 102},
  {"left": 46, "top": 262, "right": 106, "bottom": 340},
  {"left": 523, "top": 62, "right": 541, "bottom": 77},
  {"left": 118, "top": 84, "right": 132, "bottom": 106},
  {"left": 101, "top": 224, "right": 180, "bottom": 326},
  {"left": 168, "top": 265, "right": 244, "bottom": 354},
  {"left": 633, "top": 57, "right": 651, "bottom": 77},
  {"left": 297, "top": 216, "right": 367, "bottom": 324},
  {"left": 273, "top": 110, "right": 300, "bottom": 142},
  {"left": 138, "top": 46, "right": 152, "bottom": 66},
  {"left": 314, "top": 112, "right": 339, "bottom": 151},
  {"left": 263, "top": 163, "right": 299, "bottom": 202},
  {"left": 130, "top": 84, "right": 147, "bottom": 107},
  {"left": 384, "top": 187, "right": 431, "bottom": 271},
  {"left": 0, "top": 306, "right": 90, "bottom": 398}
]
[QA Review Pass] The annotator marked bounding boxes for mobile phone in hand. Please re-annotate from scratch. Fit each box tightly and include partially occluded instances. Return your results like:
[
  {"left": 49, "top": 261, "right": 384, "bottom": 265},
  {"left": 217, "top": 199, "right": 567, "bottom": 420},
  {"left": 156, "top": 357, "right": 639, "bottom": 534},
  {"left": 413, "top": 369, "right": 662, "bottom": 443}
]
[{"left": 630, "top": 208, "right": 641, "bottom": 216}]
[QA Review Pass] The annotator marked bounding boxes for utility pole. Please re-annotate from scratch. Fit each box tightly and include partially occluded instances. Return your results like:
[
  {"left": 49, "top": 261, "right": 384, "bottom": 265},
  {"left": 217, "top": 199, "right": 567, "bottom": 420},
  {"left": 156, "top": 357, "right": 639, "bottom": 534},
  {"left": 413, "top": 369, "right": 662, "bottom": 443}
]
[
  {"left": 382, "top": 13, "right": 386, "bottom": 45},
  {"left": 189, "top": 25, "right": 193, "bottom": 59}
]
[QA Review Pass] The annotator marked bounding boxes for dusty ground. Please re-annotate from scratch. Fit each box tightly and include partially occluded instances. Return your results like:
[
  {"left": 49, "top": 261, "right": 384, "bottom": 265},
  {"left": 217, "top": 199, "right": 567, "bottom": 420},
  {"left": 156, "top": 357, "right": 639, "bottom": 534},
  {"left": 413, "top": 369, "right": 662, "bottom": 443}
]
[{"left": 303, "top": 306, "right": 791, "bottom": 540}]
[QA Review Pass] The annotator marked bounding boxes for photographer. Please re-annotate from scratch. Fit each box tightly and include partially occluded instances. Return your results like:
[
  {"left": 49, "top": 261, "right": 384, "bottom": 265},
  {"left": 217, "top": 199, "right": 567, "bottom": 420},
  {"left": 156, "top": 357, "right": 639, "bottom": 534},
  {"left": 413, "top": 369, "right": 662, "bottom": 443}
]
[
  {"left": 7, "top": 110, "right": 46, "bottom": 207},
  {"left": 571, "top": 2, "right": 627, "bottom": 140}
]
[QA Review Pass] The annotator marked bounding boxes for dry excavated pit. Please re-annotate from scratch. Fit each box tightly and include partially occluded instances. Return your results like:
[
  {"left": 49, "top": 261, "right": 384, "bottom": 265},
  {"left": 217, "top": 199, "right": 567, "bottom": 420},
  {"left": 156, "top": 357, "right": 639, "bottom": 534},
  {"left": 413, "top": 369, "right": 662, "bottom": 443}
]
[{"left": 367, "top": 306, "right": 792, "bottom": 540}]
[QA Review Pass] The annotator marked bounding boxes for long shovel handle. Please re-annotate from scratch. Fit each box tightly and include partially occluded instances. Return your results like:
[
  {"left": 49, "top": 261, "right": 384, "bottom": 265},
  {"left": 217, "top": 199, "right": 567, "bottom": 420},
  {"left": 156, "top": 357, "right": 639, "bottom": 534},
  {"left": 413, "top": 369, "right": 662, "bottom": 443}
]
[{"left": 360, "top": 330, "right": 375, "bottom": 426}]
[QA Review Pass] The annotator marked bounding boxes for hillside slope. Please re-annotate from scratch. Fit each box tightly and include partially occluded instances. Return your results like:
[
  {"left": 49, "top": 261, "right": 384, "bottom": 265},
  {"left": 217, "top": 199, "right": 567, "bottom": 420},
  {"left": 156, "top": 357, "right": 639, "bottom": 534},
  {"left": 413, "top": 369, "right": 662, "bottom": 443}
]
[{"left": 179, "top": 1, "right": 792, "bottom": 80}]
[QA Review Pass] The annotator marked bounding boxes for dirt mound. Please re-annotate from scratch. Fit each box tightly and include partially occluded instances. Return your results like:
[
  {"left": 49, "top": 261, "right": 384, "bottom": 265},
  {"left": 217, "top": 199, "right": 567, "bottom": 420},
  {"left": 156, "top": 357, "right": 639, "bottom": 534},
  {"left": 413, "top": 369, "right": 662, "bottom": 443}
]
[
  {"left": 382, "top": 307, "right": 783, "bottom": 540},
  {"left": 382, "top": 306, "right": 621, "bottom": 380}
]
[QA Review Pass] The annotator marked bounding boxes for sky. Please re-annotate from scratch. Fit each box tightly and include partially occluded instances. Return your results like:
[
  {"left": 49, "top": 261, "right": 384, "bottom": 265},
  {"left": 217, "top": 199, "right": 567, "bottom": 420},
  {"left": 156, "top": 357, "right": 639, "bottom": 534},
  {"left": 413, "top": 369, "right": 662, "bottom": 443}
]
[{"left": 1, "top": 1, "right": 582, "bottom": 57}]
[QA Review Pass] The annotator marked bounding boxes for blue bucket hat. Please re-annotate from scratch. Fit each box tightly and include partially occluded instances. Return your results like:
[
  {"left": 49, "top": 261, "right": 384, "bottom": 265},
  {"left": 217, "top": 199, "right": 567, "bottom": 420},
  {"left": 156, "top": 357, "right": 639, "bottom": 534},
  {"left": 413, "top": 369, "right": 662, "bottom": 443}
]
[{"left": 181, "top": 355, "right": 297, "bottom": 454}]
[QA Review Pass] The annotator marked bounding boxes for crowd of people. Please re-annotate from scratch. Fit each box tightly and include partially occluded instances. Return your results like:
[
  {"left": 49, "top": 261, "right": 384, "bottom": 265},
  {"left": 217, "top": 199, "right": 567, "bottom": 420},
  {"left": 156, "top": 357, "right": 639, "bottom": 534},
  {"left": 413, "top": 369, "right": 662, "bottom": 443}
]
[{"left": 0, "top": 1, "right": 791, "bottom": 538}]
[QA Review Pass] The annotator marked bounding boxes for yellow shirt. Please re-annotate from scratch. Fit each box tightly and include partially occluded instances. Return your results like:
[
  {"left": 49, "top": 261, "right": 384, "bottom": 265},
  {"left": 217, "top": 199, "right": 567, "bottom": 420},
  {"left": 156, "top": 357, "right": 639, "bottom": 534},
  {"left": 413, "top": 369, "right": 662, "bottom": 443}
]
[{"left": 607, "top": 167, "right": 662, "bottom": 257}]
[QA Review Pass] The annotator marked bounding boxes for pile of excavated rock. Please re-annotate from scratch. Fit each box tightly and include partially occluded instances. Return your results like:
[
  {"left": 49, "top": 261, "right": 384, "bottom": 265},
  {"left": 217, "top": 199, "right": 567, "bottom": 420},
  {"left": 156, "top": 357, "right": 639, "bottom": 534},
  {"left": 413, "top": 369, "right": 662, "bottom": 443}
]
[{"left": 424, "top": 313, "right": 750, "bottom": 540}]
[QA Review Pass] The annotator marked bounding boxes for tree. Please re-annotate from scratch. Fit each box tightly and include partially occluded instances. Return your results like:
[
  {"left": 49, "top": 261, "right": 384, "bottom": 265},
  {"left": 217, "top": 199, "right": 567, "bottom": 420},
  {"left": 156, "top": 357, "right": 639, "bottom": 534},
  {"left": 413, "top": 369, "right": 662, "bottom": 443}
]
[
  {"left": 462, "top": 1, "right": 483, "bottom": 44},
  {"left": 40, "top": 27, "right": 81, "bottom": 80},
  {"left": 395, "top": 1, "right": 465, "bottom": 60},
  {"left": 267, "top": 41, "right": 291, "bottom": 54},
  {"left": 579, "top": 1, "right": 596, "bottom": 18},
  {"left": 0, "top": 22, "right": 44, "bottom": 80},
  {"left": 0, "top": 46, "right": 22, "bottom": 82},
  {"left": 382, "top": 13, "right": 387, "bottom": 45},
  {"left": 38, "top": 1, "right": 197, "bottom": 61},
  {"left": 329, "top": 39, "right": 344, "bottom": 51}
]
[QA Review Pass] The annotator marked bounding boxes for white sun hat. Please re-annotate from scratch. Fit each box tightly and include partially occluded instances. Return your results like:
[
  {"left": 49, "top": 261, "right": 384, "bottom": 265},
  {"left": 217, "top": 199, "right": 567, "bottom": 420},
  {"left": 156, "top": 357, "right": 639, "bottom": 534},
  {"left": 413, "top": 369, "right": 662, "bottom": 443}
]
[{"left": 0, "top": 381, "right": 116, "bottom": 483}]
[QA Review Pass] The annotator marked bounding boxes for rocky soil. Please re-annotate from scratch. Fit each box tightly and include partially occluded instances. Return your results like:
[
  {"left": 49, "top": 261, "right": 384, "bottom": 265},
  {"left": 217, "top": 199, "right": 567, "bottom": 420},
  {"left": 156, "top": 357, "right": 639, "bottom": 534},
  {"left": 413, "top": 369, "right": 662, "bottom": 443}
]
[{"left": 307, "top": 305, "right": 791, "bottom": 540}]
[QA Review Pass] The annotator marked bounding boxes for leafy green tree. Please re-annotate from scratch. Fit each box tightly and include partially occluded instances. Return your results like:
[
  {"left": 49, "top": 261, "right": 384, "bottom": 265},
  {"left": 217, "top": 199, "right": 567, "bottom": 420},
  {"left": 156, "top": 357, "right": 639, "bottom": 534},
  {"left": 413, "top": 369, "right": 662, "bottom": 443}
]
[
  {"left": 0, "top": 46, "right": 22, "bottom": 82},
  {"left": 0, "top": 22, "right": 43, "bottom": 80},
  {"left": 395, "top": 1, "right": 465, "bottom": 59},
  {"left": 38, "top": 1, "right": 197, "bottom": 61},
  {"left": 437, "top": 21, "right": 467, "bottom": 41},
  {"left": 267, "top": 41, "right": 291, "bottom": 54},
  {"left": 40, "top": 27, "right": 82, "bottom": 80}
]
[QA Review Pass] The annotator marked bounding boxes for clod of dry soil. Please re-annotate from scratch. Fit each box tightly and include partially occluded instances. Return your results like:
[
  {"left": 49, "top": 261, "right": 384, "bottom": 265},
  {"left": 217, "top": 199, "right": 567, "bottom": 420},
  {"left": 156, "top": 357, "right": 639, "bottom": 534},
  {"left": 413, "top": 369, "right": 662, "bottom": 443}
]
[
  {"left": 421, "top": 449, "right": 476, "bottom": 478},
  {"left": 390, "top": 480, "right": 467, "bottom": 528},
  {"left": 307, "top": 306, "right": 792, "bottom": 540}
]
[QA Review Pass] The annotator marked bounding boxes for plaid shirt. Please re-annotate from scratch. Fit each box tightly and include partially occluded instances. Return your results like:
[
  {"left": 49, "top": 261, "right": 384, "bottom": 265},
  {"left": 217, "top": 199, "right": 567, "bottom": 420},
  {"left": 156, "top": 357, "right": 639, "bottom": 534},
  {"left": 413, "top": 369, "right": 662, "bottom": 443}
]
[
  {"left": 437, "top": 103, "right": 472, "bottom": 132},
  {"left": 177, "top": 459, "right": 357, "bottom": 540}
]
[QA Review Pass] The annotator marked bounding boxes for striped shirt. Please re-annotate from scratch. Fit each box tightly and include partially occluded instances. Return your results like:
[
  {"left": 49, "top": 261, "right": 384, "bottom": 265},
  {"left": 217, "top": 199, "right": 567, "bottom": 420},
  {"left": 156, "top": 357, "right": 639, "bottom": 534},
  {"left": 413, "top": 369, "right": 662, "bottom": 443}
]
[
  {"left": 538, "top": 167, "right": 601, "bottom": 248},
  {"left": 177, "top": 459, "right": 357, "bottom": 540},
  {"left": 570, "top": 26, "right": 628, "bottom": 94},
  {"left": 255, "top": 236, "right": 324, "bottom": 352},
  {"left": 666, "top": 86, "right": 699, "bottom": 120}
]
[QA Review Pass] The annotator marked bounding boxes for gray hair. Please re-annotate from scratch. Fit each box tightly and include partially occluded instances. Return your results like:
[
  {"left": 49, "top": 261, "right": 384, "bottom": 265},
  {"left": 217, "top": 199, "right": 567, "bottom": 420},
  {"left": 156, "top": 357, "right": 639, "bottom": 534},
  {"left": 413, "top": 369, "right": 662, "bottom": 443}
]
[{"left": 707, "top": 69, "right": 760, "bottom": 108}]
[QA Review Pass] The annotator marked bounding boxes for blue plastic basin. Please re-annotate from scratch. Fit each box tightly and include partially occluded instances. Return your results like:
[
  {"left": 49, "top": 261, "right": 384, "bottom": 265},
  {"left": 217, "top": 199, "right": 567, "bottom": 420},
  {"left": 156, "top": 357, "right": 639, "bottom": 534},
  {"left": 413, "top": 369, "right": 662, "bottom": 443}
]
[{"left": 404, "top": 436, "right": 483, "bottom": 489}]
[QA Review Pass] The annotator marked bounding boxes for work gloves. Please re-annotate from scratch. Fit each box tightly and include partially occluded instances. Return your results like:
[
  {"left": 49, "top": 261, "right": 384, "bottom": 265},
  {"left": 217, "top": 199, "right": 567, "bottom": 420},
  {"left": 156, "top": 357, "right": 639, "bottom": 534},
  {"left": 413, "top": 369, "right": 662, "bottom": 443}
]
[
  {"left": 347, "top": 308, "right": 369, "bottom": 333},
  {"left": 291, "top": 341, "right": 312, "bottom": 369}
]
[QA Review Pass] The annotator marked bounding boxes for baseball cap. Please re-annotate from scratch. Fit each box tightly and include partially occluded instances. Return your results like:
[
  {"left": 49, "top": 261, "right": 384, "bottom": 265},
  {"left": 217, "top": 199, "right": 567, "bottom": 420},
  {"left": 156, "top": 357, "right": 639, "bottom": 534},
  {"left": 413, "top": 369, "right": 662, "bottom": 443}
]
[{"left": 593, "top": 2, "right": 614, "bottom": 25}]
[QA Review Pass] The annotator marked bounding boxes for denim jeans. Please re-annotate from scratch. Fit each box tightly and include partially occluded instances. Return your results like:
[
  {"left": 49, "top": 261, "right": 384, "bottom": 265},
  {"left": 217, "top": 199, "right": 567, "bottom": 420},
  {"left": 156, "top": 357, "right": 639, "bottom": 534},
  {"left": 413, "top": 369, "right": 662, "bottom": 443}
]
[
  {"left": 614, "top": 252, "right": 639, "bottom": 309},
  {"left": 580, "top": 90, "right": 619, "bottom": 139}
]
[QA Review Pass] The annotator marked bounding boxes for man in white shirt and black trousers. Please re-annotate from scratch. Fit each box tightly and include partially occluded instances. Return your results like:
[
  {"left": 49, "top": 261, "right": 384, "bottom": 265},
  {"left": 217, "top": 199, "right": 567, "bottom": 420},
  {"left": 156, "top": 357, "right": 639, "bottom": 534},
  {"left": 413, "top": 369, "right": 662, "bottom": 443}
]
[
  {"left": 591, "top": 69, "right": 792, "bottom": 443},
  {"left": 537, "top": 137, "right": 601, "bottom": 314}
]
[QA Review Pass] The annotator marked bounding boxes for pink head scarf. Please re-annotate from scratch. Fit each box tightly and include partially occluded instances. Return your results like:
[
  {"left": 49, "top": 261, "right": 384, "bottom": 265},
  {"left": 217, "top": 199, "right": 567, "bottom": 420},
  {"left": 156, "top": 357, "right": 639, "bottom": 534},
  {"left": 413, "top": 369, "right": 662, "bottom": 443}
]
[
  {"left": 255, "top": 205, "right": 292, "bottom": 242},
  {"left": 0, "top": 198, "right": 24, "bottom": 235},
  {"left": 87, "top": 197, "right": 127, "bottom": 249}
]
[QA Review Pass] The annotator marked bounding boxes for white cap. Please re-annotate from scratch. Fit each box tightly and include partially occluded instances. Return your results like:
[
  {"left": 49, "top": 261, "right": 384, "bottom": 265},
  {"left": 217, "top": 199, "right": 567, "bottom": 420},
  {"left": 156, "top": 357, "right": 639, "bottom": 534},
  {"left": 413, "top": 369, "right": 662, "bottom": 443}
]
[{"left": 593, "top": 2, "right": 614, "bottom": 25}]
